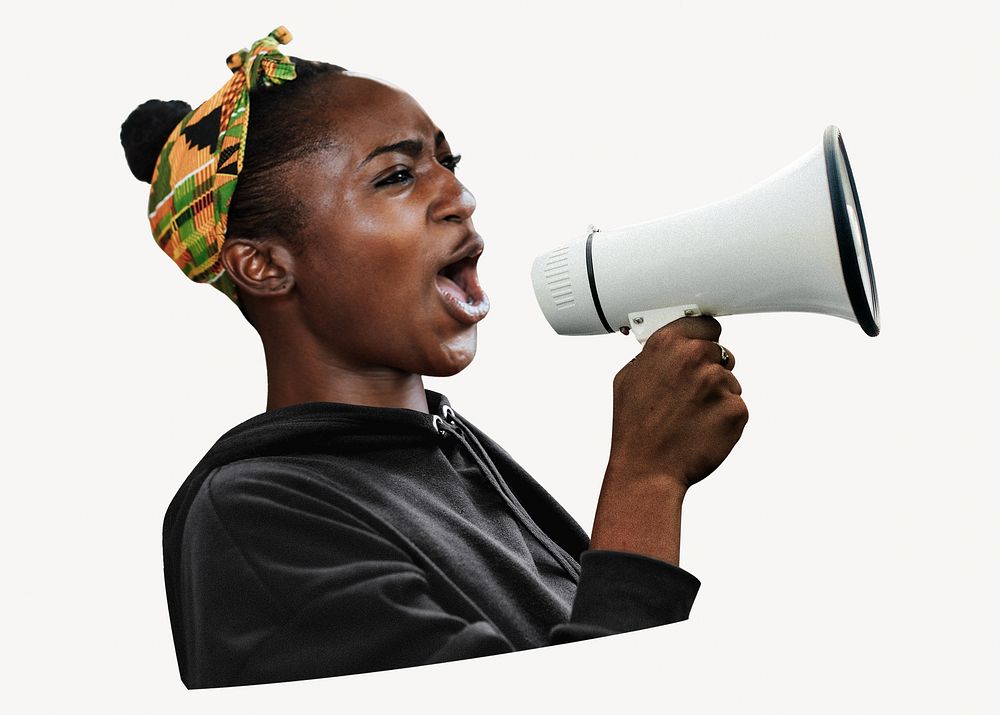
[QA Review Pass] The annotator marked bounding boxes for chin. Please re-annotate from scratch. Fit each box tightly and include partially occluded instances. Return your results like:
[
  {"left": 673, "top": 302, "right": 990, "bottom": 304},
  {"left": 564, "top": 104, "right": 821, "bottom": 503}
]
[{"left": 422, "top": 331, "right": 478, "bottom": 377}]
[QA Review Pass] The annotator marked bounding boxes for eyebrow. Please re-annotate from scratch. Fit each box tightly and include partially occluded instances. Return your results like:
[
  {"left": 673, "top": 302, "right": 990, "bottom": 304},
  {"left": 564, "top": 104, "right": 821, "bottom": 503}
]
[{"left": 357, "top": 131, "right": 449, "bottom": 170}]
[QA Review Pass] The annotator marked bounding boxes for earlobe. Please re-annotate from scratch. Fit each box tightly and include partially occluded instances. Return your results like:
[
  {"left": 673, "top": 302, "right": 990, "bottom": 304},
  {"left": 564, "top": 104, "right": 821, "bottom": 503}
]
[{"left": 221, "top": 239, "right": 296, "bottom": 298}]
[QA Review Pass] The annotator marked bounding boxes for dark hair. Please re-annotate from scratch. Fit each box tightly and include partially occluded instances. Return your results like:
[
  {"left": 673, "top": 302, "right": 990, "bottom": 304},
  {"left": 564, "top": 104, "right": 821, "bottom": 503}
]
[{"left": 120, "top": 58, "right": 346, "bottom": 244}]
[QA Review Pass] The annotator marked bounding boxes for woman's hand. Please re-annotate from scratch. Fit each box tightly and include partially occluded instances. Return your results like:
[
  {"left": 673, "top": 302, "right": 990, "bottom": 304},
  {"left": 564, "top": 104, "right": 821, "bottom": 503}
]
[
  {"left": 609, "top": 316, "right": 747, "bottom": 488},
  {"left": 589, "top": 317, "right": 748, "bottom": 565}
]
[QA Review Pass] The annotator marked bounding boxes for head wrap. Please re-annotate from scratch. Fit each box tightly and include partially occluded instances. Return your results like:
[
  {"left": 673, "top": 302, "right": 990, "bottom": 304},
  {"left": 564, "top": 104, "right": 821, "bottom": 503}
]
[{"left": 147, "top": 27, "right": 297, "bottom": 302}]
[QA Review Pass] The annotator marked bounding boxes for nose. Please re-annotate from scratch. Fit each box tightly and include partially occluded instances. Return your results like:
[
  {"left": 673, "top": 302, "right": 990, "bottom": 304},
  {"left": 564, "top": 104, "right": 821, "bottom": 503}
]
[{"left": 430, "top": 169, "right": 476, "bottom": 224}]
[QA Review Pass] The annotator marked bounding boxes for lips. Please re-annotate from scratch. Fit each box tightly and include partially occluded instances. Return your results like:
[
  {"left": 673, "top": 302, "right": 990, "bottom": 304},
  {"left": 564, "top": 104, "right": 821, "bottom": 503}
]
[{"left": 435, "top": 236, "right": 490, "bottom": 325}]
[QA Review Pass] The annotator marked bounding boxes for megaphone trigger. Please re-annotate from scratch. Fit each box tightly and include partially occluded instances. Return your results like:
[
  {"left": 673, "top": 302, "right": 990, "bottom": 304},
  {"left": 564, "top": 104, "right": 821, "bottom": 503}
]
[{"left": 626, "top": 304, "right": 703, "bottom": 345}]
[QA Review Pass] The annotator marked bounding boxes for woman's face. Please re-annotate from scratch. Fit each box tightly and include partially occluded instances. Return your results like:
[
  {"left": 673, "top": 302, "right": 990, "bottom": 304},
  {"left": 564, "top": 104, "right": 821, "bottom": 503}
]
[{"left": 282, "top": 74, "right": 489, "bottom": 377}]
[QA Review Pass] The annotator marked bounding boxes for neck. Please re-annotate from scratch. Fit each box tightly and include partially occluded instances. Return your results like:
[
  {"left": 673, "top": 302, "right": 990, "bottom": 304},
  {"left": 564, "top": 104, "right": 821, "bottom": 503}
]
[{"left": 259, "top": 331, "right": 429, "bottom": 414}]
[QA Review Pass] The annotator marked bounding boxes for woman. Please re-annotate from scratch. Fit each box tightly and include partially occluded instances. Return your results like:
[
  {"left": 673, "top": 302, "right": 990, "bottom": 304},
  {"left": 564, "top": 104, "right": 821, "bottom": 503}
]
[{"left": 121, "top": 28, "right": 748, "bottom": 689}]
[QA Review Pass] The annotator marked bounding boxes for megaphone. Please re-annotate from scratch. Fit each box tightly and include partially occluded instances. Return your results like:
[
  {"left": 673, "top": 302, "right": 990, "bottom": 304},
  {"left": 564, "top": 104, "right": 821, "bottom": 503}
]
[{"left": 531, "top": 126, "right": 879, "bottom": 343}]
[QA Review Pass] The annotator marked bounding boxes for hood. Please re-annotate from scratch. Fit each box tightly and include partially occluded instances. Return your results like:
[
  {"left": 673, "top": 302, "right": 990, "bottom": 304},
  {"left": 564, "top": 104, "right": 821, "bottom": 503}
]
[{"left": 164, "top": 390, "right": 455, "bottom": 548}]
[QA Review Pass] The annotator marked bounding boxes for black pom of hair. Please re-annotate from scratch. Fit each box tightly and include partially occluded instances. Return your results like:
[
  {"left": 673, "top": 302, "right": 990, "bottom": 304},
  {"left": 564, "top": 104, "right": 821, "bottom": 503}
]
[{"left": 120, "top": 99, "right": 192, "bottom": 183}]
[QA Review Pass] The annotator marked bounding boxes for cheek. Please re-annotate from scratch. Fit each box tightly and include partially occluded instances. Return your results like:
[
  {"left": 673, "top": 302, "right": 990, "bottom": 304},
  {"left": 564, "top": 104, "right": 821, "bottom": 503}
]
[
  {"left": 345, "top": 215, "right": 432, "bottom": 299},
  {"left": 296, "top": 196, "right": 439, "bottom": 337},
  {"left": 303, "top": 233, "right": 432, "bottom": 323},
  {"left": 305, "top": 199, "right": 413, "bottom": 271}
]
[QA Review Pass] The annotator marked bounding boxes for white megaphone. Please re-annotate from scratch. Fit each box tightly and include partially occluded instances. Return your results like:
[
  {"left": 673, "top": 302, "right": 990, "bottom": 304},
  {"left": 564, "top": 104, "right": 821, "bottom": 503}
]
[{"left": 531, "top": 126, "right": 879, "bottom": 343}]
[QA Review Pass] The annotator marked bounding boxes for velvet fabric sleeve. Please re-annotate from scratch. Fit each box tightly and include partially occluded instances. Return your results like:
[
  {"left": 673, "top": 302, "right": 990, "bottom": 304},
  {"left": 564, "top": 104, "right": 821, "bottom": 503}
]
[{"left": 177, "top": 462, "right": 700, "bottom": 688}]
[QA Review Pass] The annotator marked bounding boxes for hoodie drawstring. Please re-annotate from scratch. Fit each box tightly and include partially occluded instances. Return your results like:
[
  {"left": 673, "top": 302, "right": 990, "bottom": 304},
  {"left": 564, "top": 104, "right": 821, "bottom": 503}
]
[{"left": 431, "top": 404, "right": 581, "bottom": 579}]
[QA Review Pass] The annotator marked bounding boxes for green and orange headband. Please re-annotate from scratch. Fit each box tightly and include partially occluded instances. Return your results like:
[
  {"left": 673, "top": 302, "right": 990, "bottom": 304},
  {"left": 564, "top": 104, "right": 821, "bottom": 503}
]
[{"left": 147, "top": 27, "right": 297, "bottom": 303}]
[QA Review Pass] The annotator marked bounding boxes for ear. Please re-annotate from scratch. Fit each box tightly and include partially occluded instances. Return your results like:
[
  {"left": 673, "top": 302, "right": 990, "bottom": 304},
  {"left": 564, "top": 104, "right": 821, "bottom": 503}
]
[{"left": 220, "top": 238, "right": 296, "bottom": 299}]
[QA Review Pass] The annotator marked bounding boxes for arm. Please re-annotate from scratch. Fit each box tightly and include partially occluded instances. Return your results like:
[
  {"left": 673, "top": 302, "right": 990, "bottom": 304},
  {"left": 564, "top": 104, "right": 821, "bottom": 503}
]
[
  {"left": 590, "top": 317, "right": 748, "bottom": 565},
  {"left": 178, "top": 461, "right": 699, "bottom": 688},
  {"left": 179, "top": 464, "right": 512, "bottom": 688}
]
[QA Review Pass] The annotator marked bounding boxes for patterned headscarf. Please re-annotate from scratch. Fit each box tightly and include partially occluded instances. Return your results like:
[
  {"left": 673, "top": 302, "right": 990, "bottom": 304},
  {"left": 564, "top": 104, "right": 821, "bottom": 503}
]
[{"left": 147, "top": 27, "right": 297, "bottom": 303}]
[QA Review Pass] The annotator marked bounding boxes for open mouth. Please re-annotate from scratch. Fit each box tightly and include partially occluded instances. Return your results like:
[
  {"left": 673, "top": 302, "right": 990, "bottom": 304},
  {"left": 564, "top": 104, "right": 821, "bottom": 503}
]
[{"left": 435, "top": 253, "right": 490, "bottom": 325}]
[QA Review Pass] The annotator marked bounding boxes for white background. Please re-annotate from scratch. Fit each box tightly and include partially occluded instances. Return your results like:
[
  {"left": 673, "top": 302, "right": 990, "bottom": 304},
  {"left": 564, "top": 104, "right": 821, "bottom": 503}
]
[{"left": 5, "top": 1, "right": 998, "bottom": 712}]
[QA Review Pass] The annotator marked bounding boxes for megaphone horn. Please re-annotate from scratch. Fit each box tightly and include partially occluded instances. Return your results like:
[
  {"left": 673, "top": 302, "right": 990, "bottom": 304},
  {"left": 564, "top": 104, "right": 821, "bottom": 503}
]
[{"left": 531, "top": 126, "right": 880, "bottom": 343}]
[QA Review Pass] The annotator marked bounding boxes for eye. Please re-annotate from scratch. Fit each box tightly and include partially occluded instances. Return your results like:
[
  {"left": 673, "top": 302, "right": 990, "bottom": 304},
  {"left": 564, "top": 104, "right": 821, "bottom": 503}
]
[
  {"left": 374, "top": 167, "right": 414, "bottom": 188},
  {"left": 438, "top": 154, "right": 462, "bottom": 173}
]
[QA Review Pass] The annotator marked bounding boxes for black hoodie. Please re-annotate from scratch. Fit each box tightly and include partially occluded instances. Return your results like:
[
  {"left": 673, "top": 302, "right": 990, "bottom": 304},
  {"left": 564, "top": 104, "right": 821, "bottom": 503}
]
[{"left": 163, "top": 391, "right": 700, "bottom": 688}]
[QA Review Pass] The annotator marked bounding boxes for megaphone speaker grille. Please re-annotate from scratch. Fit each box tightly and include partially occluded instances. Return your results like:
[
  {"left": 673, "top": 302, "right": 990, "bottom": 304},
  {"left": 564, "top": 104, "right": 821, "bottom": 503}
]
[{"left": 541, "top": 246, "right": 576, "bottom": 310}]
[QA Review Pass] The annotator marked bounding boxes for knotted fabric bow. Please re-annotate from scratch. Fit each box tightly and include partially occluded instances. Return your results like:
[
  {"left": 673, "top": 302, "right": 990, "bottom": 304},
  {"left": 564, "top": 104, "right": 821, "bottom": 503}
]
[{"left": 147, "top": 27, "right": 297, "bottom": 303}]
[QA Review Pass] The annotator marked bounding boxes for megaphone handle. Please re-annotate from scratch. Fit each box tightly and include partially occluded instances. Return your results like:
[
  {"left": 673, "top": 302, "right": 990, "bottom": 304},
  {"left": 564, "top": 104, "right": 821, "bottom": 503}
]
[{"left": 627, "top": 304, "right": 703, "bottom": 344}]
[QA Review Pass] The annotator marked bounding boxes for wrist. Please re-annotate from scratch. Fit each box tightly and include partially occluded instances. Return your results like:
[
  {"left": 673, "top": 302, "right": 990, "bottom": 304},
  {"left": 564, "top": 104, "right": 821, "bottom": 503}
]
[{"left": 603, "top": 458, "right": 691, "bottom": 498}]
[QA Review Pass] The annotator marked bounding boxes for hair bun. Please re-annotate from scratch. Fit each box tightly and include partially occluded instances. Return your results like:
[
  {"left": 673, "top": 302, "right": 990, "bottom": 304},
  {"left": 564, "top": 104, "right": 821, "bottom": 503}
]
[{"left": 121, "top": 99, "right": 192, "bottom": 183}]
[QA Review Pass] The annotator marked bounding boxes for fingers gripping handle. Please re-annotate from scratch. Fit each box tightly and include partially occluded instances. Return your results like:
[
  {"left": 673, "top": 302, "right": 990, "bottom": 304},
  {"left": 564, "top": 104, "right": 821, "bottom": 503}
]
[{"left": 627, "top": 305, "right": 703, "bottom": 344}]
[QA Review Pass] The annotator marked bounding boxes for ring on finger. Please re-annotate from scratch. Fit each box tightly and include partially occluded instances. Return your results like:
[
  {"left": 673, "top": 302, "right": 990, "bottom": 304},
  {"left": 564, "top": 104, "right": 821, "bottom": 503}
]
[{"left": 717, "top": 343, "right": 730, "bottom": 366}]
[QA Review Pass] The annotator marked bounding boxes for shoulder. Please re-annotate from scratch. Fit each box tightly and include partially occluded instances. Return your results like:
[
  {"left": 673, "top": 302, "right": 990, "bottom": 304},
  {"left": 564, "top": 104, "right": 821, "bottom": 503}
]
[
  {"left": 183, "top": 456, "right": 405, "bottom": 556},
  {"left": 190, "top": 456, "right": 364, "bottom": 524},
  {"left": 179, "top": 457, "right": 416, "bottom": 595},
  {"left": 205, "top": 455, "right": 333, "bottom": 499}
]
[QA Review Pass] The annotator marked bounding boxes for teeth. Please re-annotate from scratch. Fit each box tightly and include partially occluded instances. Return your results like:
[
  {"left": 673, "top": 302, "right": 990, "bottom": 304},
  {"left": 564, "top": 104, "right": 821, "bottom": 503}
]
[{"left": 454, "top": 298, "right": 489, "bottom": 317}]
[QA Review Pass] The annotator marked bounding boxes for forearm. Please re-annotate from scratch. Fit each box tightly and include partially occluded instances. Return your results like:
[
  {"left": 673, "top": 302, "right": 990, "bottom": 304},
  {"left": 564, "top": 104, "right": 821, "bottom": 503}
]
[{"left": 588, "top": 463, "right": 688, "bottom": 566}]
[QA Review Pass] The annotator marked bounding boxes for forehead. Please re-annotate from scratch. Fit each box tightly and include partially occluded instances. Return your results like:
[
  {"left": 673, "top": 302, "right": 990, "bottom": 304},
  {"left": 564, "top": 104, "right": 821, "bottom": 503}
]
[{"left": 316, "top": 74, "right": 438, "bottom": 152}]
